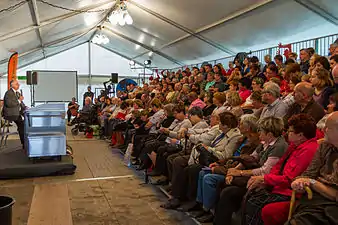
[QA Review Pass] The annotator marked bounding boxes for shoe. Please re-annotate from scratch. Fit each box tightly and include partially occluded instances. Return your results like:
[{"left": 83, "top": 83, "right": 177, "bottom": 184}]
[
  {"left": 131, "top": 159, "right": 140, "bottom": 165},
  {"left": 160, "top": 198, "right": 180, "bottom": 209},
  {"left": 118, "top": 145, "right": 127, "bottom": 149},
  {"left": 152, "top": 178, "right": 169, "bottom": 185},
  {"left": 147, "top": 170, "right": 162, "bottom": 176},
  {"left": 177, "top": 201, "right": 201, "bottom": 212},
  {"left": 136, "top": 164, "right": 147, "bottom": 171},
  {"left": 197, "top": 213, "right": 214, "bottom": 223},
  {"left": 164, "top": 184, "right": 172, "bottom": 192},
  {"left": 189, "top": 210, "right": 206, "bottom": 218}
]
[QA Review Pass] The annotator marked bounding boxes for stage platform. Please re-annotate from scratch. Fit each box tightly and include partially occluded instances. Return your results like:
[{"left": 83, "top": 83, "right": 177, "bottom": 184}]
[{"left": 0, "top": 140, "right": 76, "bottom": 179}]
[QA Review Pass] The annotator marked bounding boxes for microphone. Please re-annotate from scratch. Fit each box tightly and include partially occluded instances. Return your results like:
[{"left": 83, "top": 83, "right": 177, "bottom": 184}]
[{"left": 20, "top": 89, "right": 23, "bottom": 96}]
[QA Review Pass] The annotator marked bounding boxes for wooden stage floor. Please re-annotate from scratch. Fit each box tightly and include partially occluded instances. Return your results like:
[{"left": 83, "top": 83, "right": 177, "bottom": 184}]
[{"left": 0, "top": 128, "right": 195, "bottom": 225}]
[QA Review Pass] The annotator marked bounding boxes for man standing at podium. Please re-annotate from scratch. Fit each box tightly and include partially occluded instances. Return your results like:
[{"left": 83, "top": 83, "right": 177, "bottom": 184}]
[{"left": 2, "top": 80, "right": 25, "bottom": 148}]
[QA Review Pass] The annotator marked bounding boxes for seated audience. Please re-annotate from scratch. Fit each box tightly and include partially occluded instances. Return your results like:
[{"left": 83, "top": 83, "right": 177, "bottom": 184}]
[
  {"left": 225, "top": 91, "right": 244, "bottom": 118},
  {"left": 67, "top": 97, "right": 79, "bottom": 124},
  {"left": 242, "top": 114, "right": 319, "bottom": 225},
  {"left": 242, "top": 77, "right": 264, "bottom": 109},
  {"left": 188, "top": 92, "right": 206, "bottom": 110},
  {"left": 310, "top": 67, "right": 335, "bottom": 109},
  {"left": 202, "top": 94, "right": 216, "bottom": 120},
  {"left": 287, "top": 112, "right": 338, "bottom": 225},
  {"left": 284, "top": 82, "right": 325, "bottom": 127},
  {"left": 212, "top": 116, "right": 288, "bottom": 224},
  {"left": 189, "top": 115, "right": 260, "bottom": 221},
  {"left": 238, "top": 77, "right": 252, "bottom": 103},
  {"left": 260, "top": 81, "right": 288, "bottom": 120},
  {"left": 282, "top": 74, "right": 301, "bottom": 107},
  {"left": 161, "top": 111, "right": 241, "bottom": 209},
  {"left": 212, "top": 92, "right": 227, "bottom": 115}
]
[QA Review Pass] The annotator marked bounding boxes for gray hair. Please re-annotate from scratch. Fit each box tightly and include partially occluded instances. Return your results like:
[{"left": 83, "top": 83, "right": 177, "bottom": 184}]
[
  {"left": 330, "top": 43, "right": 338, "bottom": 48},
  {"left": 263, "top": 81, "right": 280, "bottom": 98},
  {"left": 188, "top": 106, "right": 204, "bottom": 119},
  {"left": 163, "top": 103, "right": 175, "bottom": 117},
  {"left": 258, "top": 116, "right": 284, "bottom": 137},
  {"left": 240, "top": 114, "right": 259, "bottom": 133}
]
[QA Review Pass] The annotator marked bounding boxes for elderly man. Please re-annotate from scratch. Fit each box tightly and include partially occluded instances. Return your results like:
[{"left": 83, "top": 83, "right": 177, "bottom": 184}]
[
  {"left": 287, "top": 112, "right": 338, "bottom": 225},
  {"left": 300, "top": 48, "right": 311, "bottom": 74},
  {"left": 259, "top": 82, "right": 288, "bottom": 120},
  {"left": 284, "top": 82, "right": 325, "bottom": 126},
  {"left": 3, "top": 80, "right": 25, "bottom": 148},
  {"left": 329, "top": 43, "right": 338, "bottom": 56},
  {"left": 332, "top": 64, "right": 338, "bottom": 91}
]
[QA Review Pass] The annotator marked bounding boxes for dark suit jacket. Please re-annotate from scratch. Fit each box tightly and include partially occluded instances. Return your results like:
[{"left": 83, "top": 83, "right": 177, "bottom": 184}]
[{"left": 3, "top": 89, "right": 21, "bottom": 121}]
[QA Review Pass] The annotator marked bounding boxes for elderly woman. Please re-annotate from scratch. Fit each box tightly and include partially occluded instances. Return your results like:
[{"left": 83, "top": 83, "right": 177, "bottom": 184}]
[
  {"left": 286, "top": 112, "right": 338, "bottom": 225},
  {"left": 212, "top": 92, "right": 227, "bottom": 116},
  {"left": 282, "top": 74, "right": 301, "bottom": 107},
  {"left": 144, "top": 98, "right": 165, "bottom": 134},
  {"left": 161, "top": 111, "right": 242, "bottom": 209},
  {"left": 242, "top": 114, "right": 319, "bottom": 225},
  {"left": 203, "top": 94, "right": 216, "bottom": 120},
  {"left": 225, "top": 91, "right": 244, "bottom": 118},
  {"left": 213, "top": 117, "right": 288, "bottom": 225},
  {"left": 187, "top": 115, "right": 261, "bottom": 221},
  {"left": 310, "top": 67, "right": 335, "bottom": 109}
]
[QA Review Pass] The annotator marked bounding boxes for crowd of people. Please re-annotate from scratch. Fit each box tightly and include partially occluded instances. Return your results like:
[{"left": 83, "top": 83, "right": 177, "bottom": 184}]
[{"left": 68, "top": 42, "right": 338, "bottom": 225}]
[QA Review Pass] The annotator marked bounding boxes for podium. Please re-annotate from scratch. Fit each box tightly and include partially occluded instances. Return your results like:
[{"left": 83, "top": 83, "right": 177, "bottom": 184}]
[{"left": 24, "top": 103, "right": 66, "bottom": 159}]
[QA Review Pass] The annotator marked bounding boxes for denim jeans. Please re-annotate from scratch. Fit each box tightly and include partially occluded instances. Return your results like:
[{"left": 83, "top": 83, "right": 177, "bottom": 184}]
[{"left": 196, "top": 170, "right": 225, "bottom": 210}]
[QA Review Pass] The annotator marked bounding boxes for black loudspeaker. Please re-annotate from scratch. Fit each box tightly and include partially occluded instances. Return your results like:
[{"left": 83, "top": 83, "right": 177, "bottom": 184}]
[
  {"left": 26, "top": 71, "right": 38, "bottom": 85},
  {"left": 111, "top": 73, "right": 118, "bottom": 83}
]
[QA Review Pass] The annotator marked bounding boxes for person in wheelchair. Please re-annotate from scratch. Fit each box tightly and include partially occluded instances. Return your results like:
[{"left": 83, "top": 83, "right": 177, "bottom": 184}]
[{"left": 70, "top": 97, "right": 97, "bottom": 128}]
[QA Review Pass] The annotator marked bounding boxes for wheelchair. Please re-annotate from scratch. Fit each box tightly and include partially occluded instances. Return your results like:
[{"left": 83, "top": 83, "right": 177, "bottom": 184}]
[{"left": 70, "top": 106, "right": 99, "bottom": 136}]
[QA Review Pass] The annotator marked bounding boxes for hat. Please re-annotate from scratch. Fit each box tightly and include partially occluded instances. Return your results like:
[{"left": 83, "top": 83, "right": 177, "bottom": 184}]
[{"left": 87, "top": 86, "right": 91, "bottom": 89}]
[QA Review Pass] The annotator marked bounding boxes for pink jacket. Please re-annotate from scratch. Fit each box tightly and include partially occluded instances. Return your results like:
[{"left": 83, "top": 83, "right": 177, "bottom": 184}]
[
  {"left": 239, "top": 88, "right": 251, "bottom": 103},
  {"left": 189, "top": 99, "right": 206, "bottom": 111}
]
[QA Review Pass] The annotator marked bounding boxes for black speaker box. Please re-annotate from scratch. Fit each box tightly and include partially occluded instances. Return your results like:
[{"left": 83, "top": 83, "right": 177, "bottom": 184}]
[
  {"left": 26, "top": 71, "right": 38, "bottom": 85},
  {"left": 111, "top": 73, "right": 118, "bottom": 83}
]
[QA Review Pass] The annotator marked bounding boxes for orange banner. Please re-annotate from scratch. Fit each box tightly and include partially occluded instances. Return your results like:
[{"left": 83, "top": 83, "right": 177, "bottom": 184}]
[{"left": 7, "top": 52, "right": 18, "bottom": 90}]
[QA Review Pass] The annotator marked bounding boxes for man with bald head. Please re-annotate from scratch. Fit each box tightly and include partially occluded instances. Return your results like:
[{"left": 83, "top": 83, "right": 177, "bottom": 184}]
[
  {"left": 332, "top": 64, "right": 338, "bottom": 91},
  {"left": 287, "top": 112, "right": 338, "bottom": 225},
  {"left": 3, "top": 80, "right": 25, "bottom": 148},
  {"left": 283, "top": 82, "right": 325, "bottom": 127}
]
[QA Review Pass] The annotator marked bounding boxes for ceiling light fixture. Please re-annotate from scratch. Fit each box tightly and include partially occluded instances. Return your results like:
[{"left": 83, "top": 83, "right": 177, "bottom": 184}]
[
  {"left": 108, "top": 1, "right": 133, "bottom": 26},
  {"left": 92, "top": 34, "right": 110, "bottom": 45}
]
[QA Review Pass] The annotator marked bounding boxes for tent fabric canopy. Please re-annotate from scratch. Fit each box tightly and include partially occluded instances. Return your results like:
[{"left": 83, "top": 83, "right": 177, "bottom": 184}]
[{"left": 0, "top": 0, "right": 337, "bottom": 75}]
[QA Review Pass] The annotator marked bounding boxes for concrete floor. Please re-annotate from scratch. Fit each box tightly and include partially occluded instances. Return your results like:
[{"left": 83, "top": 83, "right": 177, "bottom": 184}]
[{"left": 0, "top": 130, "right": 196, "bottom": 225}]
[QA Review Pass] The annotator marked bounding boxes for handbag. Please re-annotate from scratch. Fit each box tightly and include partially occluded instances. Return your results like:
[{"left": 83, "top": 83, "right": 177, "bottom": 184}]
[
  {"left": 230, "top": 154, "right": 260, "bottom": 169},
  {"left": 196, "top": 144, "right": 219, "bottom": 167}
]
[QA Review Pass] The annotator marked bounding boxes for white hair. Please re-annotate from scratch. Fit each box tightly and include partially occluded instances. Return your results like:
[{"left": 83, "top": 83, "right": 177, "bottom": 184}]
[
  {"left": 263, "top": 81, "right": 281, "bottom": 98},
  {"left": 240, "top": 114, "right": 259, "bottom": 132}
]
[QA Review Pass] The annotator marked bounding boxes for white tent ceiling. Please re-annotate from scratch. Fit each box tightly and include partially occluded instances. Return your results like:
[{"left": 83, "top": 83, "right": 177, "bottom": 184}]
[{"left": 0, "top": 0, "right": 337, "bottom": 75}]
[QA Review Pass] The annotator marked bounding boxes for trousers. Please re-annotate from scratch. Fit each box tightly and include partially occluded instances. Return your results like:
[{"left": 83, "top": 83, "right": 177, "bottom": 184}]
[
  {"left": 171, "top": 155, "right": 190, "bottom": 199},
  {"left": 196, "top": 171, "right": 225, "bottom": 210},
  {"left": 213, "top": 185, "right": 247, "bottom": 225}
]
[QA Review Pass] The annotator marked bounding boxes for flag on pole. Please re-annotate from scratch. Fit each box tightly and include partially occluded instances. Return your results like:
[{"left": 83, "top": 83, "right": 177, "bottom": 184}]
[{"left": 7, "top": 52, "right": 18, "bottom": 90}]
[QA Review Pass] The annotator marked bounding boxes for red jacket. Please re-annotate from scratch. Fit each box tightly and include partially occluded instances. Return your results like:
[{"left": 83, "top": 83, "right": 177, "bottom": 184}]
[{"left": 264, "top": 138, "right": 318, "bottom": 196}]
